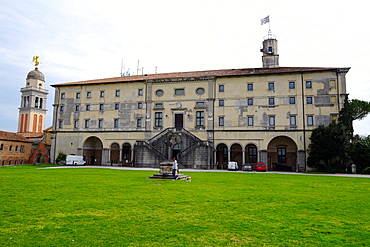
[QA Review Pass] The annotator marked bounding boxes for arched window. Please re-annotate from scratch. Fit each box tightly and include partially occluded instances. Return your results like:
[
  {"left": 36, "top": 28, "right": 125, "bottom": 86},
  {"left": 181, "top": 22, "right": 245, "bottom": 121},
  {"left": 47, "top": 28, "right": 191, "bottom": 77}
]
[
  {"left": 33, "top": 114, "right": 38, "bottom": 132},
  {"left": 38, "top": 115, "right": 43, "bottom": 132}
]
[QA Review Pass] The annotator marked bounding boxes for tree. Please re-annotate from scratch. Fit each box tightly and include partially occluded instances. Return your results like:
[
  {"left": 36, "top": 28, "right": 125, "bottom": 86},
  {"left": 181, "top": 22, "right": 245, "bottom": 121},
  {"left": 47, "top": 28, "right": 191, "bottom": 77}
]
[
  {"left": 352, "top": 135, "right": 370, "bottom": 173},
  {"left": 308, "top": 97, "right": 370, "bottom": 172},
  {"left": 307, "top": 123, "right": 348, "bottom": 172},
  {"left": 339, "top": 97, "right": 370, "bottom": 135}
]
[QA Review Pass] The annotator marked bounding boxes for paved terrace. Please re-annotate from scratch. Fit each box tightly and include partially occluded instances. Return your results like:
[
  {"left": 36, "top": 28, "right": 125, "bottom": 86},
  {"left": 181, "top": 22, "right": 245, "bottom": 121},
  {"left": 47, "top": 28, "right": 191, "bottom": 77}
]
[{"left": 40, "top": 166, "right": 370, "bottom": 178}]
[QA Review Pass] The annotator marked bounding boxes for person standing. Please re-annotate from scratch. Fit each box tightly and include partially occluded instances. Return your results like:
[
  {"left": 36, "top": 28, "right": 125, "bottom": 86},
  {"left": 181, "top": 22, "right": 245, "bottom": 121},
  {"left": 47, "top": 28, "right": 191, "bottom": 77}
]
[{"left": 172, "top": 157, "right": 178, "bottom": 180}]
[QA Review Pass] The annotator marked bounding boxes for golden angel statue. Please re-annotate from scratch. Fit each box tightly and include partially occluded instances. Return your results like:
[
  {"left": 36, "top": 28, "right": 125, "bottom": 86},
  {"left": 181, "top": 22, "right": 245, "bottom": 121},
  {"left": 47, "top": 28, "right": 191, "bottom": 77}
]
[{"left": 32, "top": 56, "right": 40, "bottom": 67}]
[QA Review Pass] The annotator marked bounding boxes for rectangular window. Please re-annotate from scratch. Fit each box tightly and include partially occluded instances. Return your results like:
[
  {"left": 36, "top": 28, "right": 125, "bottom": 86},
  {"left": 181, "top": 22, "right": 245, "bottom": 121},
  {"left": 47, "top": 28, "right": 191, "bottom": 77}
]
[
  {"left": 196, "top": 102, "right": 205, "bottom": 106},
  {"left": 223, "top": 147, "right": 228, "bottom": 162},
  {"left": 76, "top": 92, "right": 80, "bottom": 99},
  {"left": 98, "top": 119, "right": 103, "bottom": 128},
  {"left": 277, "top": 148, "right": 286, "bottom": 163},
  {"left": 306, "top": 81, "right": 312, "bottom": 89},
  {"left": 138, "top": 102, "right": 143, "bottom": 109},
  {"left": 175, "top": 88, "right": 185, "bottom": 96},
  {"left": 268, "top": 82, "right": 274, "bottom": 90},
  {"left": 100, "top": 91, "right": 105, "bottom": 98},
  {"left": 74, "top": 120, "right": 78, "bottom": 128},
  {"left": 289, "top": 81, "right": 295, "bottom": 89},
  {"left": 307, "top": 97, "right": 313, "bottom": 104},
  {"left": 307, "top": 116, "right": 314, "bottom": 126},
  {"left": 247, "top": 84, "right": 253, "bottom": 91},
  {"left": 85, "top": 120, "right": 90, "bottom": 128},
  {"left": 61, "top": 93, "right": 65, "bottom": 99},
  {"left": 248, "top": 116, "right": 254, "bottom": 126},
  {"left": 290, "top": 116, "right": 296, "bottom": 126},
  {"left": 330, "top": 79, "right": 336, "bottom": 88},
  {"left": 219, "top": 117, "right": 224, "bottom": 126},
  {"left": 60, "top": 105, "right": 64, "bottom": 112},
  {"left": 87, "top": 92, "right": 91, "bottom": 98},
  {"left": 219, "top": 85, "right": 224, "bottom": 92},
  {"left": 155, "top": 103, "right": 163, "bottom": 108},
  {"left": 114, "top": 119, "right": 119, "bottom": 128},
  {"left": 115, "top": 90, "right": 120, "bottom": 97},
  {"left": 196, "top": 111, "right": 205, "bottom": 126},
  {"left": 15, "top": 146, "right": 18, "bottom": 152},
  {"left": 137, "top": 118, "right": 142, "bottom": 127},
  {"left": 58, "top": 120, "right": 63, "bottom": 129},
  {"left": 75, "top": 105, "right": 80, "bottom": 111},
  {"left": 86, "top": 104, "right": 90, "bottom": 111},
  {"left": 219, "top": 99, "right": 224, "bottom": 107},
  {"left": 9, "top": 146, "right": 12, "bottom": 152},
  {"left": 115, "top": 103, "right": 119, "bottom": 110},
  {"left": 290, "top": 97, "right": 296, "bottom": 104},
  {"left": 269, "top": 116, "right": 275, "bottom": 126},
  {"left": 248, "top": 98, "right": 253, "bottom": 106},
  {"left": 138, "top": 89, "right": 143, "bottom": 96},
  {"left": 99, "top": 104, "right": 104, "bottom": 110},
  {"left": 155, "top": 112, "right": 163, "bottom": 127},
  {"left": 269, "top": 98, "right": 275, "bottom": 105},
  {"left": 248, "top": 147, "right": 257, "bottom": 163}
]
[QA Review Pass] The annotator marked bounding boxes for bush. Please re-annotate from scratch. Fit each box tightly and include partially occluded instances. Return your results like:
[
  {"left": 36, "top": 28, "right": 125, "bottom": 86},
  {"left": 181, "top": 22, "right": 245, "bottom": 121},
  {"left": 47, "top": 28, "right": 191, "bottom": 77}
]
[
  {"left": 55, "top": 151, "right": 67, "bottom": 164},
  {"left": 362, "top": 166, "right": 370, "bottom": 174}
]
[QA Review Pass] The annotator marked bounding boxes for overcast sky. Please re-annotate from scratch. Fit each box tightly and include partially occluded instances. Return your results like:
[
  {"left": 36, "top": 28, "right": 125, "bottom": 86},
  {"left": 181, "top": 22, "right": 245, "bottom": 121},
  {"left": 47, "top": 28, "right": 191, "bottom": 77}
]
[{"left": 1, "top": 0, "right": 369, "bottom": 135}]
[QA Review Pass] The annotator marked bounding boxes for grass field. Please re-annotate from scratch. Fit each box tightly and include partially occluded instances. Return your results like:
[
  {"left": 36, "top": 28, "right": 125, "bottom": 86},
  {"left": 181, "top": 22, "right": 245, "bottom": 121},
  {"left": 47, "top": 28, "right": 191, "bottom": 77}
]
[{"left": 1, "top": 165, "right": 370, "bottom": 246}]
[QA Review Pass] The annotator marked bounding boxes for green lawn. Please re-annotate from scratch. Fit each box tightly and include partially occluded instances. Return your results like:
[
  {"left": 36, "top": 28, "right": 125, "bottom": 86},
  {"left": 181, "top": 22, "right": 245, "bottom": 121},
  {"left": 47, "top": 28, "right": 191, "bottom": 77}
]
[{"left": 1, "top": 165, "right": 370, "bottom": 246}]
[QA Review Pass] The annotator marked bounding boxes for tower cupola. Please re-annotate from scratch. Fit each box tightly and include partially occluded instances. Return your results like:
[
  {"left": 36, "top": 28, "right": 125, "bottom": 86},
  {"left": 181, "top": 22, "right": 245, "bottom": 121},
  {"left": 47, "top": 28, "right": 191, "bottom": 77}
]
[{"left": 261, "top": 31, "right": 279, "bottom": 68}]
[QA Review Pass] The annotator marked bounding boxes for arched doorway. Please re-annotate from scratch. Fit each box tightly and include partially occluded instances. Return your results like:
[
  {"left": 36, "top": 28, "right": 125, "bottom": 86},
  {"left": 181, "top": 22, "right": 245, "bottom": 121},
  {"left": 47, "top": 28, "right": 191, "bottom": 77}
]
[
  {"left": 35, "top": 153, "right": 44, "bottom": 163},
  {"left": 122, "top": 143, "right": 131, "bottom": 166},
  {"left": 267, "top": 136, "right": 297, "bottom": 171},
  {"left": 110, "top": 143, "right": 120, "bottom": 164},
  {"left": 173, "top": 144, "right": 181, "bottom": 159},
  {"left": 230, "top": 143, "right": 242, "bottom": 168},
  {"left": 216, "top": 143, "right": 228, "bottom": 169},
  {"left": 83, "top": 136, "right": 103, "bottom": 165}
]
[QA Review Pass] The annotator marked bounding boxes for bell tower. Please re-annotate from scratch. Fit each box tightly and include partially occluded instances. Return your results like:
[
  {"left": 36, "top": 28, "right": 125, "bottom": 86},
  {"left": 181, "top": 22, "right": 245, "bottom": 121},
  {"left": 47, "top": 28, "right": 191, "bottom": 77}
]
[
  {"left": 18, "top": 56, "right": 49, "bottom": 133},
  {"left": 261, "top": 31, "right": 279, "bottom": 68}
]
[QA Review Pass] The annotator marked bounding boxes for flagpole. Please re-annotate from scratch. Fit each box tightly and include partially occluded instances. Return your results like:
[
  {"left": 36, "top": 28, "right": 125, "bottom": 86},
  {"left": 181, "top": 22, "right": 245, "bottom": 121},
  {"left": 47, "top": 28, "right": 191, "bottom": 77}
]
[{"left": 268, "top": 16, "right": 272, "bottom": 38}]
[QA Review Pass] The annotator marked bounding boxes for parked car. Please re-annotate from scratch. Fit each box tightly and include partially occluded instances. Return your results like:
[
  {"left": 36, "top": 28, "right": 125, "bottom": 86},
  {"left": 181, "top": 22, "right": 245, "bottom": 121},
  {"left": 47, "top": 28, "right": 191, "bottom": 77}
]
[
  {"left": 256, "top": 162, "right": 267, "bottom": 172},
  {"left": 242, "top": 164, "right": 252, "bottom": 171},
  {"left": 227, "top": 162, "right": 239, "bottom": 171}
]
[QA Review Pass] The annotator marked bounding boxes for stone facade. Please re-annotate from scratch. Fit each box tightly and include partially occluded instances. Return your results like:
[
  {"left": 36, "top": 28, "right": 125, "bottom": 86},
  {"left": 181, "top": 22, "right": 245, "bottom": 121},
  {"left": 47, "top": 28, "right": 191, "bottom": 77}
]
[
  {"left": 50, "top": 36, "right": 349, "bottom": 171},
  {"left": 50, "top": 66, "right": 349, "bottom": 171}
]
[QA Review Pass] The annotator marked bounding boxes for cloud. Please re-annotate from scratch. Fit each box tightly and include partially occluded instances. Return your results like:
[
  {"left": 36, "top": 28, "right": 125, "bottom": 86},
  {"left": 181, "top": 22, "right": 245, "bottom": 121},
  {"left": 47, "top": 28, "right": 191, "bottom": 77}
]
[{"left": 0, "top": 0, "right": 369, "bottom": 135}]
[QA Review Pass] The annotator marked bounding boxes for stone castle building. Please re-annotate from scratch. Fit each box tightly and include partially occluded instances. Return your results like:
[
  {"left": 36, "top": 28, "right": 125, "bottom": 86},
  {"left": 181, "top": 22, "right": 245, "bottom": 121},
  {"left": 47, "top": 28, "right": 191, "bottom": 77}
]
[{"left": 50, "top": 34, "right": 349, "bottom": 171}]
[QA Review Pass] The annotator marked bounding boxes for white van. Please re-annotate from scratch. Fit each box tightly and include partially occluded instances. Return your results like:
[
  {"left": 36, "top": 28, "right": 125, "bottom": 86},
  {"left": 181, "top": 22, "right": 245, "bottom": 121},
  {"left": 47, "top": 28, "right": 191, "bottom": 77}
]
[
  {"left": 227, "top": 161, "right": 239, "bottom": 171},
  {"left": 66, "top": 155, "right": 86, "bottom": 166}
]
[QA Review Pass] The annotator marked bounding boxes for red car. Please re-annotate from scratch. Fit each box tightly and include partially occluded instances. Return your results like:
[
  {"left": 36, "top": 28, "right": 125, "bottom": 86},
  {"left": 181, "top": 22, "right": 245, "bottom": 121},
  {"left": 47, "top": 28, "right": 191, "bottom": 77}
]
[{"left": 256, "top": 162, "right": 267, "bottom": 172}]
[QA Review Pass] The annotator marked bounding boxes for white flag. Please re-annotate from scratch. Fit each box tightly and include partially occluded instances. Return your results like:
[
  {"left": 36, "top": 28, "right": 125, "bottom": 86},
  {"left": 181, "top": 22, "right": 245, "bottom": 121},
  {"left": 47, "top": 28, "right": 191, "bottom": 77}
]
[{"left": 261, "top": 16, "right": 269, "bottom": 25}]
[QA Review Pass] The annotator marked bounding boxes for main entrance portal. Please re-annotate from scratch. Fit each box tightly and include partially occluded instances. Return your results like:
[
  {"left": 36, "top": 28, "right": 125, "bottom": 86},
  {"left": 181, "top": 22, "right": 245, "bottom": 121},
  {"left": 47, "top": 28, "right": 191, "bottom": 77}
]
[{"left": 175, "top": 114, "right": 183, "bottom": 129}]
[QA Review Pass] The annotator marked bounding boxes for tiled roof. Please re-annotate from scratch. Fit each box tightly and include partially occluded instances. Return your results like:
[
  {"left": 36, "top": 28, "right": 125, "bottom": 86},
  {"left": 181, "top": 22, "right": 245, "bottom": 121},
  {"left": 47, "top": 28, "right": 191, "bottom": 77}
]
[
  {"left": 51, "top": 67, "right": 350, "bottom": 87},
  {"left": 18, "top": 132, "right": 44, "bottom": 138},
  {"left": 0, "top": 131, "right": 33, "bottom": 142}
]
